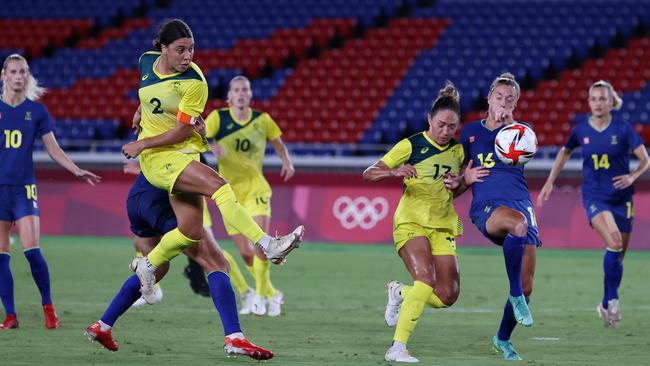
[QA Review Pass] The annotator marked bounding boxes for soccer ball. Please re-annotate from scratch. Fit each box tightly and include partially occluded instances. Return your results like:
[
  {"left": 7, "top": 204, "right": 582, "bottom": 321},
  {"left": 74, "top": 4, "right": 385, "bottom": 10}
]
[{"left": 494, "top": 123, "right": 537, "bottom": 166}]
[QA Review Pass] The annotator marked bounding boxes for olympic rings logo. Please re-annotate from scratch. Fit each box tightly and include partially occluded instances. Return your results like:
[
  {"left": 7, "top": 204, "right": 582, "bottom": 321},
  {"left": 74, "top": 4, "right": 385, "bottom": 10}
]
[{"left": 332, "top": 196, "right": 389, "bottom": 230}]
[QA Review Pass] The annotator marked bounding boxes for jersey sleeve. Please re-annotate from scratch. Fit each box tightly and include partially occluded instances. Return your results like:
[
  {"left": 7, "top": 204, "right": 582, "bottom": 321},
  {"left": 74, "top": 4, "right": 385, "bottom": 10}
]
[
  {"left": 37, "top": 105, "right": 55, "bottom": 137},
  {"left": 380, "top": 138, "right": 412, "bottom": 168},
  {"left": 205, "top": 110, "right": 221, "bottom": 139},
  {"left": 177, "top": 79, "right": 208, "bottom": 125},
  {"left": 264, "top": 113, "right": 282, "bottom": 141},
  {"left": 564, "top": 127, "right": 580, "bottom": 150},
  {"left": 624, "top": 121, "right": 644, "bottom": 150}
]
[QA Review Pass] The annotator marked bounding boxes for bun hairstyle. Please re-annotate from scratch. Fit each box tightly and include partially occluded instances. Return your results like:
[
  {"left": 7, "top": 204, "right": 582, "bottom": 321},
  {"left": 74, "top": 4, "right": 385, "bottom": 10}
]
[
  {"left": 1, "top": 53, "right": 46, "bottom": 101},
  {"left": 488, "top": 72, "right": 520, "bottom": 101},
  {"left": 152, "top": 18, "right": 193, "bottom": 51},
  {"left": 590, "top": 80, "right": 623, "bottom": 111},
  {"left": 429, "top": 80, "right": 461, "bottom": 118}
]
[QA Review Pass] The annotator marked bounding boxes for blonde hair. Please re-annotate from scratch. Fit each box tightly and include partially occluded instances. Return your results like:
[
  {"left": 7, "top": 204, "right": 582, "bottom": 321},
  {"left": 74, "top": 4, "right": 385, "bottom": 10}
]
[
  {"left": 589, "top": 80, "right": 623, "bottom": 111},
  {"left": 228, "top": 75, "right": 251, "bottom": 91},
  {"left": 1, "top": 54, "right": 47, "bottom": 101},
  {"left": 487, "top": 72, "right": 520, "bottom": 101}
]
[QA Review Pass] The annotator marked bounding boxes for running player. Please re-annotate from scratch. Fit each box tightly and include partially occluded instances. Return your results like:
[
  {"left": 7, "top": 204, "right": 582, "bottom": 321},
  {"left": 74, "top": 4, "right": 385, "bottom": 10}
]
[
  {"left": 120, "top": 19, "right": 303, "bottom": 304},
  {"left": 85, "top": 162, "right": 273, "bottom": 359},
  {"left": 458, "top": 73, "right": 539, "bottom": 361},
  {"left": 205, "top": 75, "right": 295, "bottom": 316},
  {"left": 364, "top": 83, "right": 481, "bottom": 362},
  {"left": 0, "top": 53, "right": 100, "bottom": 330},
  {"left": 538, "top": 80, "right": 649, "bottom": 328}
]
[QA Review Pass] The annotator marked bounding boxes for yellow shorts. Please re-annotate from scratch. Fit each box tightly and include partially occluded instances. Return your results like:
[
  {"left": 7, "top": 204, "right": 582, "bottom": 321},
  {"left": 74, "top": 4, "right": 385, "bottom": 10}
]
[
  {"left": 394, "top": 223, "right": 457, "bottom": 256},
  {"left": 139, "top": 150, "right": 199, "bottom": 194},
  {"left": 224, "top": 190, "right": 272, "bottom": 235}
]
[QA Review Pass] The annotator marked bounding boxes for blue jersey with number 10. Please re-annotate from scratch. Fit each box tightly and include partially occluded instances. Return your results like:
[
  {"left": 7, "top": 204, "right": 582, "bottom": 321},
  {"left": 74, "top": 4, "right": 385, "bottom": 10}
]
[
  {"left": 459, "top": 120, "right": 532, "bottom": 203},
  {"left": 0, "top": 98, "right": 54, "bottom": 184},
  {"left": 565, "top": 118, "right": 643, "bottom": 201}
]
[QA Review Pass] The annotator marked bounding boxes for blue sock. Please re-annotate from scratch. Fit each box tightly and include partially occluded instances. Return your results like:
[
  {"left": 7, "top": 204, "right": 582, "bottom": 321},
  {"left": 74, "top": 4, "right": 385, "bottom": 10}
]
[
  {"left": 101, "top": 275, "right": 141, "bottom": 326},
  {"left": 24, "top": 248, "right": 52, "bottom": 306},
  {"left": 0, "top": 253, "right": 16, "bottom": 316},
  {"left": 502, "top": 234, "right": 526, "bottom": 297},
  {"left": 497, "top": 297, "right": 530, "bottom": 341},
  {"left": 602, "top": 250, "right": 622, "bottom": 308},
  {"left": 208, "top": 271, "right": 241, "bottom": 336}
]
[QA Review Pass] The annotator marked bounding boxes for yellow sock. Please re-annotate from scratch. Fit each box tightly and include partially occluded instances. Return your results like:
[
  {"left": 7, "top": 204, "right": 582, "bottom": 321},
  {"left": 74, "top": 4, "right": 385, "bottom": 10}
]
[
  {"left": 401, "top": 284, "right": 449, "bottom": 308},
  {"left": 394, "top": 281, "right": 432, "bottom": 344},
  {"left": 222, "top": 250, "right": 249, "bottom": 295},
  {"left": 135, "top": 251, "right": 143, "bottom": 257},
  {"left": 211, "top": 185, "right": 265, "bottom": 243},
  {"left": 253, "top": 255, "right": 276, "bottom": 297},
  {"left": 147, "top": 228, "right": 198, "bottom": 267},
  {"left": 245, "top": 264, "right": 254, "bottom": 276}
]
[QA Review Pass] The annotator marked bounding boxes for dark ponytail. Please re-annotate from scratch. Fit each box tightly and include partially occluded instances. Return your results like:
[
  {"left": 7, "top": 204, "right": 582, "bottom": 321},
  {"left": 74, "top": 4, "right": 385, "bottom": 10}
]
[
  {"left": 429, "top": 81, "right": 461, "bottom": 119},
  {"left": 152, "top": 18, "right": 193, "bottom": 51}
]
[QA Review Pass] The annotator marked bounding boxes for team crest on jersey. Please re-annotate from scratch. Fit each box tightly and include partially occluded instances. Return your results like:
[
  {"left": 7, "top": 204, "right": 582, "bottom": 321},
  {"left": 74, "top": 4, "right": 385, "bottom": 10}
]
[
  {"left": 24, "top": 111, "right": 32, "bottom": 121},
  {"left": 611, "top": 135, "right": 618, "bottom": 145},
  {"left": 420, "top": 147, "right": 429, "bottom": 154},
  {"left": 484, "top": 205, "right": 492, "bottom": 213},
  {"left": 227, "top": 123, "right": 234, "bottom": 130},
  {"left": 469, "top": 136, "right": 475, "bottom": 143},
  {"left": 583, "top": 137, "right": 590, "bottom": 144},
  {"left": 590, "top": 204, "right": 597, "bottom": 213},
  {"left": 172, "top": 81, "right": 181, "bottom": 93},
  {"left": 142, "top": 73, "right": 149, "bottom": 81}
]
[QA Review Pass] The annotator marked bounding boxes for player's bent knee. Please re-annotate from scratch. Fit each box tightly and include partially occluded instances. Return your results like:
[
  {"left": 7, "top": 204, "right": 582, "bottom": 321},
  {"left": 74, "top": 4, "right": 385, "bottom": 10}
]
[{"left": 436, "top": 288, "right": 459, "bottom": 306}]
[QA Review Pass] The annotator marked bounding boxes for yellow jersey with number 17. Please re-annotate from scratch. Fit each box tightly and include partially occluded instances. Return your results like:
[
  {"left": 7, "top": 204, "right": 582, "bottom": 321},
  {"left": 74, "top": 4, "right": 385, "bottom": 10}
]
[
  {"left": 137, "top": 51, "right": 208, "bottom": 154},
  {"left": 380, "top": 132, "right": 464, "bottom": 235},
  {"left": 205, "top": 108, "right": 282, "bottom": 197}
]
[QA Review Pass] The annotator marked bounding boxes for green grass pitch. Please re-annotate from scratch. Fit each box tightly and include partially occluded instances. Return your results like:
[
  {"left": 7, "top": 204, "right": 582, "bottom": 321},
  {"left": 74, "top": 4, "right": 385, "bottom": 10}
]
[{"left": 1, "top": 236, "right": 649, "bottom": 365}]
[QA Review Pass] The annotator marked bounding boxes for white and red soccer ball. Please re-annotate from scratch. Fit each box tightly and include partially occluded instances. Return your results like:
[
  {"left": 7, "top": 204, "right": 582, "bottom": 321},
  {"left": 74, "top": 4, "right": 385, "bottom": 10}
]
[{"left": 494, "top": 123, "right": 538, "bottom": 166}]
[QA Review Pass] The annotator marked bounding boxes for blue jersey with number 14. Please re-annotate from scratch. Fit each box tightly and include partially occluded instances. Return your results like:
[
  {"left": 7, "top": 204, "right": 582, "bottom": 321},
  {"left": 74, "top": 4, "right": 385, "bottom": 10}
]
[
  {"left": 459, "top": 120, "right": 531, "bottom": 203},
  {"left": 565, "top": 118, "right": 643, "bottom": 201},
  {"left": 0, "top": 98, "right": 54, "bottom": 184}
]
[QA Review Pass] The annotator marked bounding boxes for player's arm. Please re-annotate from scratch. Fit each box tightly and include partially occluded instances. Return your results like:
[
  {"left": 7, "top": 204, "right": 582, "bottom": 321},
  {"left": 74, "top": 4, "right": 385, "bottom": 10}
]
[
  {"left": 42, "top": 132, "right": 101, "bottom": 185},
  {"left": 363, "top": 139, "right": 415, "bottom": 182},
  {"left": 269, "top": 137, "right": 295, "bottom": 181},
  {"left": 537, "top": 146, "right": 573, "bottom": 206},
  {"left": 447, "top": 159, "right": 489, "bottom": 198},
  {"left": 613, "top": 144, "right": 650, "bottom": 189}
]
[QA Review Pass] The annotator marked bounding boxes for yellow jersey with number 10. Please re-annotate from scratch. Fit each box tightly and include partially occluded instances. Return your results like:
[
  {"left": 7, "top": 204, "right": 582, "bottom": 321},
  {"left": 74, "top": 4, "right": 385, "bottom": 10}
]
[
  {"left": 205, "top": 108, "right": 282, "bottom": 197},
  {"left": 137, "top": 51, "right": 208, "bottom": 154},
  {"left": 381, "top": 132, "right": 464, "bottom": 235}
]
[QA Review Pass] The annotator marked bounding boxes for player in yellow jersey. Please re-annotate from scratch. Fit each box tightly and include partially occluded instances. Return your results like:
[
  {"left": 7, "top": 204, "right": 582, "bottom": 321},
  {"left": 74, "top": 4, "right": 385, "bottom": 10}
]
[
  {"left": 120, "top": 19, "right": 304, "bottom": 309},
  {"left": 363, "top": 82, "right": 486, "bottom": 362},
  {"left": 205, "top": 76, "right": 295, "bottom": 317}
]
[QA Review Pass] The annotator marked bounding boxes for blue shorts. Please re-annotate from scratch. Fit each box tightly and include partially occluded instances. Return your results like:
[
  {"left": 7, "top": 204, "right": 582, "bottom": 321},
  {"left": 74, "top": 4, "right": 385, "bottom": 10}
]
[
  {"left": 0, "top": 185, "right": 40, "bottom": 222},
  {"left": 127, "top": 191, "right": 177, "bottom": 238},
  {"left": 582, "top": 197, "right": 633, "bottom": 233},
  {"left": 469, "top": 199, "right": 542, "bottom": 246}
]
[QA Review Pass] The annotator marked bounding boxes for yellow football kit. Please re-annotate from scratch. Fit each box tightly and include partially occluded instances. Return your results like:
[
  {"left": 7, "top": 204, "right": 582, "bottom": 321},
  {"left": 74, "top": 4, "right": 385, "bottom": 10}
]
[
  {"left": 206, "top": 108, "right": 282, "bottom": 234},
  {"left": 136, "top": 51, "right": 209, "bottom": 193},
  {"left": 380, "top": 131, "right": 464, "bottom": 256}
]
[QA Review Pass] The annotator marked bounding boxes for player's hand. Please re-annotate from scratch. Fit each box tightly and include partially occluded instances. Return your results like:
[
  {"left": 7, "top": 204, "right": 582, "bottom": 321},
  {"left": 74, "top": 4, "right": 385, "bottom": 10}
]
[
  {"left": 210, "top": 143, "right": 225, "bottom": 158},
  {"left": 193, "top": 115, "right": 206, "bottom": 137},
  {"left": 122, "top": 141, "right": 145, "bottom": 159},
  {"left": 392, "top": 164, "right": 417, "bottom": 179},
  {"left": 443, "top": 172, "right": 462, "bottom": 191},
  {"left": 497, "top": 110, "right": 514, "bottom": 124},
  {"left": 281, "top": 162, "right": 295, "bottom": 182},
  {"left": 537, "top": 182, "right": 554, "bottom": 207},
  {"left": 123, "top": 162, "right": 141, "bottom": 175},
  {"left": 463, "top": 159, "right": 489, "bottom": 185},
  {"left": 74, "top": 169, "right": 101, "bottom": 186},
  {"left": 613, "top": 174, "right": 634, "bottom": 190}
]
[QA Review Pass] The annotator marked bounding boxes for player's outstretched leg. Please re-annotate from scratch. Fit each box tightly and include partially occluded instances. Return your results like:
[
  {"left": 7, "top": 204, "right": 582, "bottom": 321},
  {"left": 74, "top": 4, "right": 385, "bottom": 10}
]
[
  {"left": 85, "top": 275, "right": 142, "bottom": 351},
  {"left": 492, "top": 335, "right": 522, "bottom": 361}
]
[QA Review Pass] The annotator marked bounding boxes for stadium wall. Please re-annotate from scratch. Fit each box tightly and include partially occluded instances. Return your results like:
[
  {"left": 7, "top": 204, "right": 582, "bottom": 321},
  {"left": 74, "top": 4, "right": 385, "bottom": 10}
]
[{"left": 33, "top": 170, "right": 650, "bottom": 250}]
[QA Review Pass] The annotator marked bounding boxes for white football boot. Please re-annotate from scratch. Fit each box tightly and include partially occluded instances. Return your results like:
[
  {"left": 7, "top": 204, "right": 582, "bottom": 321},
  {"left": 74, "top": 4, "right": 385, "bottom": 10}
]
[
  {"left": 129, "top": 257, "right": 157, "bottom": 304},
  {"left": 385, "top": 343, "right": 418, "bottom": 363},
  {"left": 239, "top": 288, "right": 255, "bottom": 315},
  {"left": 260, "top": 225, "right": 304, "bottom": 264},
  {"left": 267, "top": 291, "right": 284, "bottom": 317},
  {"left": 384, "top": 281, "right": 404, "bottom": 327},
  {"left": 131, "top": 287, "right": 163, "bottom": 308}
]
